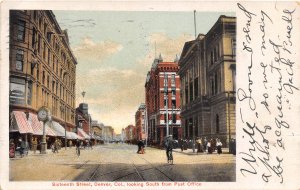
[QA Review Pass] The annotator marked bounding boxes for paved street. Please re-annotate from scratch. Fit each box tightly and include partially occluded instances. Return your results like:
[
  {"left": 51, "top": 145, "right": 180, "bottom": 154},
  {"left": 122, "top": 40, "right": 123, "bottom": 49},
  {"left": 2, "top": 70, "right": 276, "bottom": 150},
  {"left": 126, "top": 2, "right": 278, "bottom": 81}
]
[{"left": 10, "top": 143, "right": 235, "bottom": 182}]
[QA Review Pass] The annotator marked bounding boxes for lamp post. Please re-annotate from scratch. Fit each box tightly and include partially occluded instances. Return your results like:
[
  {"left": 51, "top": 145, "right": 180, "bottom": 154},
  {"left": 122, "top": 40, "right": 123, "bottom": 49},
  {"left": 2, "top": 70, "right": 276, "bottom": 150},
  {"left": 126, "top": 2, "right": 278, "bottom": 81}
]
[
  {"left": 189, "top": 121, "right": 195, "bottom": 153},
  {"left": 60, "top": 105, "right": 67, "bottom": 150}
]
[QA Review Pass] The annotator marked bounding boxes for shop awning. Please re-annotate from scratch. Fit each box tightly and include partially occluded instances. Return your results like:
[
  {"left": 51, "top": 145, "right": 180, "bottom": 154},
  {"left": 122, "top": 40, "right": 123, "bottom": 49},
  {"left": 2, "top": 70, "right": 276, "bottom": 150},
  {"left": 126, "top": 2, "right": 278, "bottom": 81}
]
[
  {"left": 51, "top": 121, "right": 66, "bottom": 137},
  {"left": 28, "top": 113, "right": 56, "bottom": 136},
  {"left": 77, "top": 128, "right": 90, "bottom": 139},
  {"left": 66, "top": 131, "right": 82, "bottom": 139},
  {"left": 10, "top": 111, "right": 34, "bottom": 134},
  {"left": 45, "top": 122, "right": 57, "bottom": 136}
]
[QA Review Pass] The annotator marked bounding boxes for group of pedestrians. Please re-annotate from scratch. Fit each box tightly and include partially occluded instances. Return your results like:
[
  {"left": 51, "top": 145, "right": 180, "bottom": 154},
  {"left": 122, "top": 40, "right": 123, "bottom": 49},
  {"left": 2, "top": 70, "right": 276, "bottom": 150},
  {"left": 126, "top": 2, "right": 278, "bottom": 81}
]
[
  {"left": 9, "top": 138, "right": 29, "bottom": 158},
  {"left": 178, "top": 137, "right": 223, "bottom": 154}
]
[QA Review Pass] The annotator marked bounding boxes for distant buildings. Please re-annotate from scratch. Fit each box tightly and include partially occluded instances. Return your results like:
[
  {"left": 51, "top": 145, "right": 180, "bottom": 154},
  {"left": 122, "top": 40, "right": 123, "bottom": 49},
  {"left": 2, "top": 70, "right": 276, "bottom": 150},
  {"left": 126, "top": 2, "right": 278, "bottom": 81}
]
[
  {"left": 124, "top": 124, "right": 136, "bottom": 142},
  {"left": 135, "top": 103, "right": 146, "bottom": 141},
  {"left": 102, "top": 126, "right": 114, "bottom": 141},
  {"left": 145, "top": 55, "right": 181, "bottom": 145},
  {"left": 178, "top": 15, "right": 236, "bottom": 146},
  {"left": 91, "top": 120, "right": 103, "bottom": 139}
]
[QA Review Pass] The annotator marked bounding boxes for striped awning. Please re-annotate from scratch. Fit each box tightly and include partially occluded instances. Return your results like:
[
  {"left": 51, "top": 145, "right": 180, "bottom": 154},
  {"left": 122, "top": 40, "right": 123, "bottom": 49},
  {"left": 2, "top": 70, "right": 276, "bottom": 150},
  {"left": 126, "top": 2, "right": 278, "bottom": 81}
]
[
  {"left": 28, "top": 113, "right": 56, "bottom": 136},
  {"left": 45, "top": 122, "right": 57, "bottom": 136},
  {"left": 77, "top": 128, "right": 90, "bottom": 139},
  {"left": 10, "top": 111, "right": 34, "bottom": 134}
]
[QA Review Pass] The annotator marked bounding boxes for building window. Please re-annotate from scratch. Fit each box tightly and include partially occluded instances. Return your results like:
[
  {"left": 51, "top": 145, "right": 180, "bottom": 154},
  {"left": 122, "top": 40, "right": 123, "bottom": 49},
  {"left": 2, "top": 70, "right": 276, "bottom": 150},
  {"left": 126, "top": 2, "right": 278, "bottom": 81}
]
[
  {"left": 9, "top": 78, "right": 25, "bottom": 105},
  {"left": 171, "top": 88, "right": 176, "bottom": 96},
  {"left": 171, "top": 99, "right": 176, "bottom": 108},
  {"left": 47, "top": 32, "right": 52, "bottom": 43},
  {"left": 171, "top": 74, "right": 175, "bottom": 86},
  {"left": 42, "top": 71, "right": 45, "bottom": 84},
  {"left": 17, "top": 20, "right": 26, "bottom": 41},
  {"left": 27, "top": 82, "right": 32, "bottom": 105},
  {"left": 194, "top": 77, "right": 198, "bottom": 98},
  {"left": 214, "top": 73, "right": 218, "bottom": 94},
  {"left": 47, "top": 75, "right": 50, "bottom": 88},
  {"left": 15, "top": 49, "right": 24, "bottom": 71},
  {"left": 37, "top": 35, "right": 41, "bottom": 54},
  {"left": 164, "top": 74, "right": 168, "bottom": 87},
  {"left": 210, "top": 51, "right": 213, "bottom": 65},
  {"left": 43, "top": 42, "right": 46, "bottom": 60},
  {"left": 36, "top": 65, "right": 39, "bottom": 80},
  {"left": 32, "top": 27, "right": 36, "bottom": 48},
  {"left": 216, "top": 114, "right": 220, "bottom": 134},
  {"left": 185, "top": 85, "right": 188, "bottom": 104},
  {"left": 232, "top": 39, "right": 236, "bottom": 56},
  {"left": 172, "top": 114, "right": 176, "bottom": 124},
  {"left": 189, "top": 82, "right": 193, "bottom": 102},
  {"left": 214, "top": 47, "right": 217, "bottom": 61},
  {"left": 48, "top": 49, "right": 51, "bottom": 65}
]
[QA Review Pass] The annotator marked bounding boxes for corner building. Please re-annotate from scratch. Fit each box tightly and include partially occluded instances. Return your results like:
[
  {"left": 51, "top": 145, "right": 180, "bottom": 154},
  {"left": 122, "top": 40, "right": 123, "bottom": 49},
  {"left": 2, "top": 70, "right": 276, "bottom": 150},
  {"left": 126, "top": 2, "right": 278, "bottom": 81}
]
[
  {"left": 178, "top": 15, "right": 236, "bottom": 146},
  {"left": 145, "top": 55, "right": 181, "bottom": 145},
  {"left": 9, "top": 11, "right": 77, "bottom": 142}
]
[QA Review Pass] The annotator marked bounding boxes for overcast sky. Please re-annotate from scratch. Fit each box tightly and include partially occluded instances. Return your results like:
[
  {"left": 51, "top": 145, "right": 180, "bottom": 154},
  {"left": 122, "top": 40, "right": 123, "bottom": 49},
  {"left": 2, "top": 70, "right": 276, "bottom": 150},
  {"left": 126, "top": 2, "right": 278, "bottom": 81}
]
[{"left": 53, "top": 11, "right": 235, "bottom": 134}]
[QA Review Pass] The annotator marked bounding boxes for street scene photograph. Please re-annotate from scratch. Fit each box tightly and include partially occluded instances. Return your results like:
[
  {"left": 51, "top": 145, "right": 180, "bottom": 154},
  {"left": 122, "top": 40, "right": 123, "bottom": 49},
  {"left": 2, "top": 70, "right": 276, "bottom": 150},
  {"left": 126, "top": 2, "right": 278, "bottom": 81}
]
[{"left": 8, "top": 10, "right": 236, "bottom": 182}]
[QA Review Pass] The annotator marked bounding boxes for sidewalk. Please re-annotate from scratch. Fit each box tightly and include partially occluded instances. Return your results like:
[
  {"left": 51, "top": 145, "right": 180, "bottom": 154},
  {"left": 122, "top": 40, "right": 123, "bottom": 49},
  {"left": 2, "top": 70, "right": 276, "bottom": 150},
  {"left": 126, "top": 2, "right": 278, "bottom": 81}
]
[{"left": 173, "top": 147, "right": 230, "bottom": 155}]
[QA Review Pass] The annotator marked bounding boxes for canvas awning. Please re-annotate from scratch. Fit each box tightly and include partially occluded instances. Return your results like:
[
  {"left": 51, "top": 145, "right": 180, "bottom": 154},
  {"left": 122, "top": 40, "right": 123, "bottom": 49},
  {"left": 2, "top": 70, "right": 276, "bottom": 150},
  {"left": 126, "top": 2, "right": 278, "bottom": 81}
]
[
  {"left": 66, "top": 131, "right": 81, "bottom": 140},
  {"left": 28, "top": 113, "right": 56, "bottom": 136},
  {"left": 77, "top": 128, "right": 90, "bottom": 139},
  {"left": 51, "top": 121, "right": 66, "bottom": 137},
  {"left": 10, "top": 111, "right": 34, "bottom": 134}
]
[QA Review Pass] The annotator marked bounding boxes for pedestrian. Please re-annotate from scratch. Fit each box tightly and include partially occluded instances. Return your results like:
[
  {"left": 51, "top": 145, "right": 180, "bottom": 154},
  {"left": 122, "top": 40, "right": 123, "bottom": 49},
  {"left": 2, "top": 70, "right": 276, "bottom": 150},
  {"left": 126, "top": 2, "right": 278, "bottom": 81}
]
[
  {"left": 89, "top": 140, "right": 93, "bottom": 149},
  {"left": 207, "top": 139, "right": 212, "bottom": 154},
  {"left": 137, "top": 140, "right": 142, "bottom": 154},
  {"left": 9, "top": 139, "right": 15, "bottom": 158},
  {"left": 32, "top": 137, "right": 37, "bottom": 154},
  {"left": 179, "top": 138, "right": 184, "bottom": 152},
  {"left": 197, "top": 138, "right": 203, "bottom": 153},
  {"left": 203, "top": 137, "right": 207, "bottom": 152},
  {"left": 52, "top": 138, "right": 59, "bottom": 153},
  {"left": 19, "top": 138, "right": 26, "bottom": 157},
  {"left": 183, "top": 139, "right": 188, "bottom": 150},
  {"left": 216, "top": 138, "right": 222, "bottom": 154},
  {"left": 137, "top": 140, "right": 145, "bottom": 154},
  {"left": 192, "top": 138, "right": 196, "bottom": 153},
  {"left": 75, "top": 139, "right": 81, "bottom": 157},
  {"left": 165, "top": 135, "right": 173, "bottom": 164}
]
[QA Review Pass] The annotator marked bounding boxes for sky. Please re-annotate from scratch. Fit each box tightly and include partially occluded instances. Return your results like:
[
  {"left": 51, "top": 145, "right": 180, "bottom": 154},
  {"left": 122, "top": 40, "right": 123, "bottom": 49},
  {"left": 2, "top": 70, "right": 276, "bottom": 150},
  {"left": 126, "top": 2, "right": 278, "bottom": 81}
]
[{"left": 53, "top": 11, "right": 235, "bottom": 134}]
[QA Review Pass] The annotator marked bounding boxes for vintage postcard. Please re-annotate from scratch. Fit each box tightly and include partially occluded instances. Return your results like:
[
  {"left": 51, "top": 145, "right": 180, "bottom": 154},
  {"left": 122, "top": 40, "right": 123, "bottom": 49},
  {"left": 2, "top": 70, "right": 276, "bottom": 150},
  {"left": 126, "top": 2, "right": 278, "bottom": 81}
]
[{"left": 0, "top": 1, "right": 299, "bottom": 190}]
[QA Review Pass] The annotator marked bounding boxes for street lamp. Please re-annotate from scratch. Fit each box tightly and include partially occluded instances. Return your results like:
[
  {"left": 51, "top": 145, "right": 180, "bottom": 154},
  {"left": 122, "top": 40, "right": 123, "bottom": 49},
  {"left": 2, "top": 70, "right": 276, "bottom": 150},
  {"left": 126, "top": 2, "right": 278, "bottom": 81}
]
[
  {"left": 189, "top": 121, "right": 195, "bottom": 153},
  {"left": 60, "top": 105, "right": 67, "bottom": 150}
]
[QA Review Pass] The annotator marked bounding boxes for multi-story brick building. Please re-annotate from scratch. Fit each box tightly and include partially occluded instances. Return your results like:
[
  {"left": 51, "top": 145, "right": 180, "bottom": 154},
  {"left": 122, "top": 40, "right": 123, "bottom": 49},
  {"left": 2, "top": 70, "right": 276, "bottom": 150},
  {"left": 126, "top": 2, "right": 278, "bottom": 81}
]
[
  {"left": 145, "top": 55, "right": 181, "bottom": 145},
  {"left": 178, "top": 15, "right": 236, "bottom": 146},
  {"left": 124, "top": 124, "right": 136, "bottom": 142},
  {"left": 135, "top": 103, "right": 146, "bottom": 141},
  {"left": 75, "top": 103, "right": 92, "bottom": 138},
  {"left": 9, "top": 10, "right": 77, "bottom": 144}
]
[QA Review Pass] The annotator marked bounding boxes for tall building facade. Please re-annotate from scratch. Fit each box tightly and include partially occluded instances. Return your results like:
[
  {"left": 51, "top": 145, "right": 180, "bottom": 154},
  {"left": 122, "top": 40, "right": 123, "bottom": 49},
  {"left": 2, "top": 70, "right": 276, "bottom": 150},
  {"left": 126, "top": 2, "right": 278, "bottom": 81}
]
[
  {"left": 124, "top": 125, "right": 136, "bottom": 142},
  {"left": 145, "top": 55, "right": 181, "bottom": 145},
  {"left": 178, "top": 15, "right": 236, "bottom": 146},
  {"left": 135, "top": 103, "right": 146, "bottom": 141},
  {"left": 9, "top": 11, "right": 77, "bottom": 139}
]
